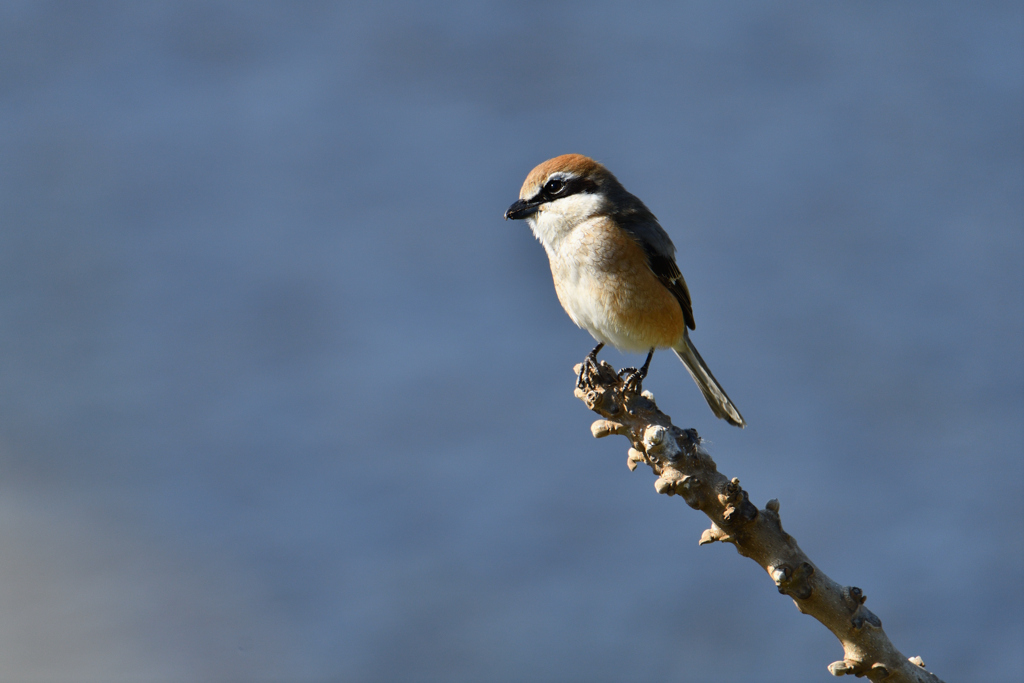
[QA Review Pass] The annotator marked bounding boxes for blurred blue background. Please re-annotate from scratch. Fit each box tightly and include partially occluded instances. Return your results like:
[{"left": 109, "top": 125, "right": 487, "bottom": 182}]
[{"left": 0, "top": 2, "right": 1021, "bottom": 681}]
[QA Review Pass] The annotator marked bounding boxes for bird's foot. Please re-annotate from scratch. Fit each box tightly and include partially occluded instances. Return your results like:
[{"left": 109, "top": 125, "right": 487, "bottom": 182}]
[
  {"left": 618, "top": 349, "right": 654, "bottom": 395},
  {"left": 618, "top": 366, "right": 643, "bottom": 394},
  {"left": 576, "top": 342, "right": 606, "bottom": 389}
]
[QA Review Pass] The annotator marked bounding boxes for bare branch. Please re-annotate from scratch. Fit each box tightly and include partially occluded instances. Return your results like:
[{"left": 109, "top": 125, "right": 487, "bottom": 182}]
[{"left": 574, "top": 359, "right": 945, "bottom": 683}]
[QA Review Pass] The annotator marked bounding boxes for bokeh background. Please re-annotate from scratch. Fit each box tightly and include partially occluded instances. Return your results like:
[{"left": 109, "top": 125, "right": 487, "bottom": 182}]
[{"left": 1, "top": 2, "right": 1021, "bottom": 681}]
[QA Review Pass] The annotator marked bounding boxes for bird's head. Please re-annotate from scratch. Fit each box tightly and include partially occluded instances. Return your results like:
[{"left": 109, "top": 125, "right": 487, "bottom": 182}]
[{"left": 505, "top": 154, "right": 620, "bottom": 246}]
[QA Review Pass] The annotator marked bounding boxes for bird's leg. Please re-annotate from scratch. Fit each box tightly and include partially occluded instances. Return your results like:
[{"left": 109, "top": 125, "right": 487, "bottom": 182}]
[
  {"left": 577, "top": 342, "right": 605, "bottom": 389},
  {"left": 638, "top": 348, "right": 654, "bottom": 378},
  {"left": 620, "top": 348, "right": 655, "bottom": 394}
]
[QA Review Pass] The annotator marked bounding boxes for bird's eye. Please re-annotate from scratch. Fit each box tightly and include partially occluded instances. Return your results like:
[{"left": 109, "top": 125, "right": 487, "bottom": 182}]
[{"left": 544, "top": 178, "right": 565, "bottom": 195}]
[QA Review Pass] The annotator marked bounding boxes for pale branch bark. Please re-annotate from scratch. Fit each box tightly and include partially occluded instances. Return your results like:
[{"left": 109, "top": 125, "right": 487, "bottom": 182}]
[{"left": 574, "top": 359, "right": 945, "bottom": 683}]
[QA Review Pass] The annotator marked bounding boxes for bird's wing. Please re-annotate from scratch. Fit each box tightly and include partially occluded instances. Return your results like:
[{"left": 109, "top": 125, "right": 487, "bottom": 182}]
[
  {"left": 616, "top": 205, "right": 696, "bottom": 331},
  {"left": 644, "top": 250, "right": 695, "bottom": 331}
]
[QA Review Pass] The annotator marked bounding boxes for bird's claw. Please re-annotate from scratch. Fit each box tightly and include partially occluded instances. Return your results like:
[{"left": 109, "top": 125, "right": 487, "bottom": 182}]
[
  {"left": 576, "top": 355, "right": 600, "bottom": 389},
  {"left": 618, "top": 366, "right": 644, "bottom": 394},
  {"left": 576, "top": 342, "right": 606, "bottom": 389},
  {"left": 618, "top": 348, "right": 654, "bottom": 395}
]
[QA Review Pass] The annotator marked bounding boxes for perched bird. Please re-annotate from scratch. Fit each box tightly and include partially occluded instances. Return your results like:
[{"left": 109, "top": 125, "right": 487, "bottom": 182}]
[{"left": 505, "top": 154, "right": 745, "bottom": 427}]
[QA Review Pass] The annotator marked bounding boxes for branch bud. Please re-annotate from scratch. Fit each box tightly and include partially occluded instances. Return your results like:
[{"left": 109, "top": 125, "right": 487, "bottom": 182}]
[{"left": 591, "top": 420, "right": 627, "bottom": 439}]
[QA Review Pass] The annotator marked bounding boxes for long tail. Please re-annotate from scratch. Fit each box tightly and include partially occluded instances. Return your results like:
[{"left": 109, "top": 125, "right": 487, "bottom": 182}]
[{"left": 673, "top": 335, "right": 746, "bottom": 428}]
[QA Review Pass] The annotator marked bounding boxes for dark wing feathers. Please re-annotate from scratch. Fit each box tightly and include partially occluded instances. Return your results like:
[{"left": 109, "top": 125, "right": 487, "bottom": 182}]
[
  {"left": 611, "top": 191, "right": 696, "bottom": 331},
  {"left": 645, "top": 251, "right": 695, "bottom": 330}
]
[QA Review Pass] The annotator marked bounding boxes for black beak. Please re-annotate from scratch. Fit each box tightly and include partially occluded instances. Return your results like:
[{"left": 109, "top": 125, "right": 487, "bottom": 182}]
[{"left": 504, "top": 198, "right": 540, "bottom": 220}]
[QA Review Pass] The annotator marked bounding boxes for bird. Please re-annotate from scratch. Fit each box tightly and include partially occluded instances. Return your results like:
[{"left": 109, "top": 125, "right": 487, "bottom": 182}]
[{"left": 504, "top": 153, "right": 745, "bottom": 427}]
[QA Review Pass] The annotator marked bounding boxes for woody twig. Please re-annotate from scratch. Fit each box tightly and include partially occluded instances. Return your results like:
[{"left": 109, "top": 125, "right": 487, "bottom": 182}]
[{"left": 575, "top": 359, "right": 945, "bottom": 683}]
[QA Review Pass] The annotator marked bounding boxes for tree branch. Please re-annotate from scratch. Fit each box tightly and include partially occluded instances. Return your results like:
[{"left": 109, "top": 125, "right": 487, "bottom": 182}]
[{"left": 574, "top": 359, "right": 945, "bottom": 682}]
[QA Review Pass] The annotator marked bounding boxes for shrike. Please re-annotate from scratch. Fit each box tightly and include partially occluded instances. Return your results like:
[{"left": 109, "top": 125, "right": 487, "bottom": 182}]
[{"left": 505, "top": 154, "right": 745, "bottom": 428}]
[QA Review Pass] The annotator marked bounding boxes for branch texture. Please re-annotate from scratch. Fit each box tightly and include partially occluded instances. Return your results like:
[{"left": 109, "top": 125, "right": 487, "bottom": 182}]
[{"left": 574, "top": 359, "right": 944, "bottom": 683}]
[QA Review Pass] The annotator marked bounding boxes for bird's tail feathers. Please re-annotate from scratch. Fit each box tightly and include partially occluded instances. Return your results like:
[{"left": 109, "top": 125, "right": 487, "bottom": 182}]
[{"left": 673, "top": 337, "right": 746, "bottom": 428}]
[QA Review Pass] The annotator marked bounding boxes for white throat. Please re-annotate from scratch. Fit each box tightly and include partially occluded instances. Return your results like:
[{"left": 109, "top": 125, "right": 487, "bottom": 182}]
[{"left": 526, "top": 192, "right": 606, "bottom": 252}]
